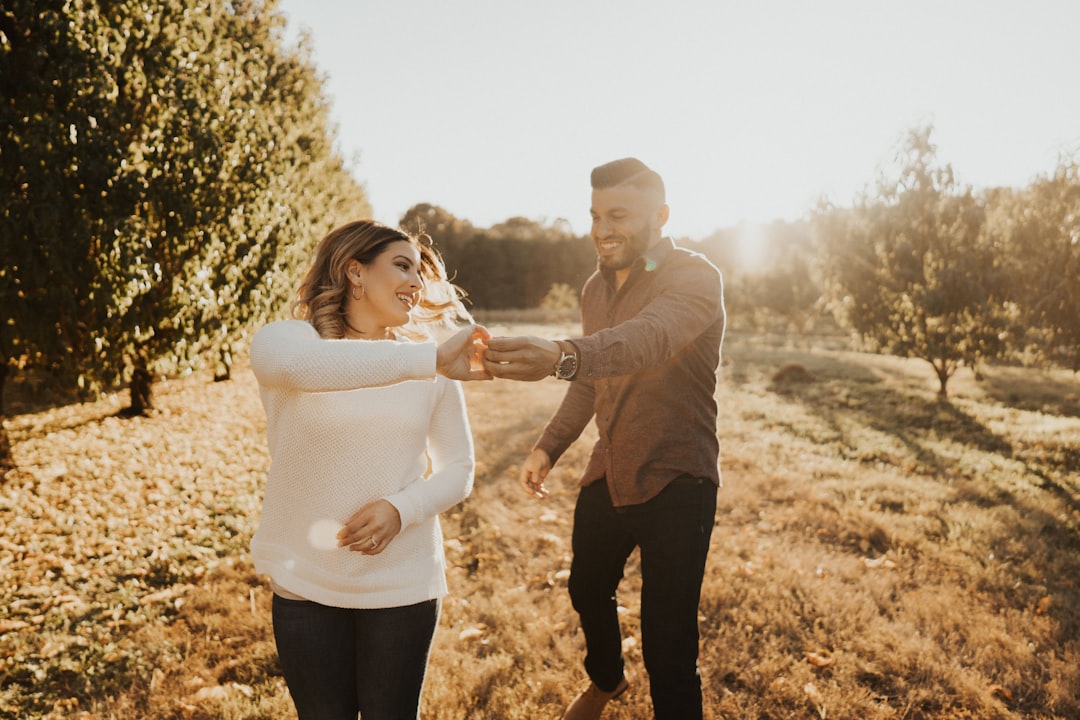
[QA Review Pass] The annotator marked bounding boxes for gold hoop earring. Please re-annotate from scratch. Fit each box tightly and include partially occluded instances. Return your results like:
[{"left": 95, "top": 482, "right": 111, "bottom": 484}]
[{"left": 351, "top": 284, "right": 365, "bottom": 301}]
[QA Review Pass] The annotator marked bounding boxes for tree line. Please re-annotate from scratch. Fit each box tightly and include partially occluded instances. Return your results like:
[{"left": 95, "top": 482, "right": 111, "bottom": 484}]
[
  {"left": 698, "top": 126, "right": 1079, "bottom": 396},
  {"left": 403, "top": 130, "right": 1079, "bottom": 403},
  {"left": 2, "top": 2, "right": 1078, "bottom": 472},
  {"left": 399, "top": 203, "right": 597, "bottom": 311}
]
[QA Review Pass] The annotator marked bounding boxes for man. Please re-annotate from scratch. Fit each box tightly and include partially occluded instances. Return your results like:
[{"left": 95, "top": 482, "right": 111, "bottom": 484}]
[{"left": 484, "top": 158, "right": 725, "bottom": 720}]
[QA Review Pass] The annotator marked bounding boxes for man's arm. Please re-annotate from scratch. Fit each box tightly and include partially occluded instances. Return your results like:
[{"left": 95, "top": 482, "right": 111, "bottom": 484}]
[
  {"left": 572, "top": 259, "right": 723, "bottom": 378},
  {"left": 484, "top": 257, "right": 723, "bottom": 381},
  {"left": 533, "top": 376, "right": 595, "bottom": 463}
]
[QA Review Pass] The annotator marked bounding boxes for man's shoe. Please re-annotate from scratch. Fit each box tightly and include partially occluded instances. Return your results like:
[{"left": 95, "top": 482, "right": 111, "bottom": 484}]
[{"left": 561, "top": 677, "right": 629, "bottom": 720}]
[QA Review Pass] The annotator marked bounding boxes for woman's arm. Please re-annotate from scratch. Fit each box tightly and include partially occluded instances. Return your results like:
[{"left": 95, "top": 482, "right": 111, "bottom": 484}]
[
  {"left": 383, "top": 378, "right": 475, "bottom": 529},
  {"left": 250, "top": 320, "right": 436, "bottom": 392}
]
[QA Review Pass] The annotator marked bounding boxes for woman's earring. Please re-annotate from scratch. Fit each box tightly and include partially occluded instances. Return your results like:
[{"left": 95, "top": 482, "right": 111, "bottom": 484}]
[{"left": 352, "top": 284, "right": 365, "bottom": 301}]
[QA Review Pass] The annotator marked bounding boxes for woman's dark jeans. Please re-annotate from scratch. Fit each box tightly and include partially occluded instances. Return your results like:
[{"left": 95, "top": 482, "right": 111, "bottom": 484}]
[
  {"left": 271, "top": 594, "right": 440, "bottom": 720},
  {"left": 568, "top": 477, "right": 716, "bottom": 720}
]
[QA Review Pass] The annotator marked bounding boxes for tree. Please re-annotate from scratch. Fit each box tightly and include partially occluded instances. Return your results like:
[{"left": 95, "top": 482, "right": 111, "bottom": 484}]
[
  {"left": 814, "top": 126, "right": 1005, "bottom": 397},
  {"left": 2, "top": 0, "right": 121, "bottom": 470},
  {"left": 984, "top": 161, "right": 1080, "bottom": 370},
  {"left": 399, "top": 202, "right": 476, "bottom": 248},
  {"left": 1, "top": 0, "right": 369, "bottom": 469}
]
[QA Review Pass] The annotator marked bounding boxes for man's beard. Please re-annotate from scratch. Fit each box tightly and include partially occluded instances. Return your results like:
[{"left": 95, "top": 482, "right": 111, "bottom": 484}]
[{"left": 599, "top": 223, "right": 651, "bottom": 271}]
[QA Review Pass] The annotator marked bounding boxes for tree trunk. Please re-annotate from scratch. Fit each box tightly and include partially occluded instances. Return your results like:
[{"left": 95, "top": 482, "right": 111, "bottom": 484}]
[
  {"left": 213, "top": 343, "right": 232, "bottom": 382},
  {"left": 0, "top": 363, "right": 12, "bottom": 474},
  {"left": 934, "top": 361, "right": 950, "bottom": 400},
  {"left": 122, "top": 354, "right": 153, "bottom": 417}
]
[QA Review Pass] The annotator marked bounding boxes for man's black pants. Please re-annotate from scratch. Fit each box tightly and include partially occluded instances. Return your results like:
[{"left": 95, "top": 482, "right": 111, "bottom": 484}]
[{"left": 568, "top": 476, "right": 717, "bottom": 720}]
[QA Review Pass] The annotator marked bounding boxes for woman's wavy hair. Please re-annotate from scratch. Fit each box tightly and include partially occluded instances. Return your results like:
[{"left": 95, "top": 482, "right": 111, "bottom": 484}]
[{"left": 292, "top": 219, "right": 472, "bottom": 340}]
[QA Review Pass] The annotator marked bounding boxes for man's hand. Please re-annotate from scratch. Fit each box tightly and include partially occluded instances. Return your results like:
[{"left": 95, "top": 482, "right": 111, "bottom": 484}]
[
  {"left": 483, "top": 335, "right": 561, "bottom": 381},
  {"left": 519, "top": 448, "right": 552, "bottom": 499},
  {"left": 436, "top": 324, "right": 492, "bottom": 381}
]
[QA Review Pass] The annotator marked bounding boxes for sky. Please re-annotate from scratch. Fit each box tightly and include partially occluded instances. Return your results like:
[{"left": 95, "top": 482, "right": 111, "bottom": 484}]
[{"left": 274, "top": 0, "right": 1080, "bottom": 241}]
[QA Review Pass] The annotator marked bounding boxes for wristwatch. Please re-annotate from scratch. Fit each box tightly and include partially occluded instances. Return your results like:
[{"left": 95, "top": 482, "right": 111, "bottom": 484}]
[{"left": 552, "top": 341, "right": 579, "bottom": 380}]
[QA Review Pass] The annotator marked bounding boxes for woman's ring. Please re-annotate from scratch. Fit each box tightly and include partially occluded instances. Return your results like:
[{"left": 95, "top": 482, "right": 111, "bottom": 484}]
[{"left": 370, "top": 536, "right": 378, "bottom": 549}]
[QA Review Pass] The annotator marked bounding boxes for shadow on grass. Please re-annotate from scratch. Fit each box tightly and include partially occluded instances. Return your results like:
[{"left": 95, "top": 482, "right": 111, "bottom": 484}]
[
  {"left": 769, "top": 354, "right": 1013, "bottom": 473},
  {"left": 977, "top": 366, "right": 1080, "bottom": 419},
  {"left": 756, "top": 349, "right": 1080, "bottom": 656},
  {"left": 773, "top": 354, "right": 1080, "bottom": 510}
]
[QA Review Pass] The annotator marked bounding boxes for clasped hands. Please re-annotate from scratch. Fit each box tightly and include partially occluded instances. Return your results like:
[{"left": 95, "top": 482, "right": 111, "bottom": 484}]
[{"left": 436, "top": 325, "right": 562, "bottom": 382}]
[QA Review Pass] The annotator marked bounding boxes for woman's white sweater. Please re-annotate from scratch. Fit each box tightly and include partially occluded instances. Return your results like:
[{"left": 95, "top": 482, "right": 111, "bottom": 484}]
[{"left": 249, "top": 320, "right": 475, "bottom": 609}]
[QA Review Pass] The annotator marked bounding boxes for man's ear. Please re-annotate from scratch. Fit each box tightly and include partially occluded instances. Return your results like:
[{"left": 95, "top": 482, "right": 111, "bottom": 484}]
[{"left": 652, "top": 203, "right": 670, "bottom": 231}]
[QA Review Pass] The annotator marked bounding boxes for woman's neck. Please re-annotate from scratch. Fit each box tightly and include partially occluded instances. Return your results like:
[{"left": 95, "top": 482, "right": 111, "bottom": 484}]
[{"left": 343, "top": 316, "right": 392, "bottom": 340}]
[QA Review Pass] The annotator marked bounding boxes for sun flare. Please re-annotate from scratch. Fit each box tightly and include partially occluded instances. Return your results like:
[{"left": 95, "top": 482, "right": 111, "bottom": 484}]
[{"left": 735, "top": 222, "right": 768, "bottom": 272}]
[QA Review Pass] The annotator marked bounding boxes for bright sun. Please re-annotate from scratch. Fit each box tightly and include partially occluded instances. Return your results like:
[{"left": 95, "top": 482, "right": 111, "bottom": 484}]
[{"left": 735, "top": 222, "right": 768, "bottom": 272}]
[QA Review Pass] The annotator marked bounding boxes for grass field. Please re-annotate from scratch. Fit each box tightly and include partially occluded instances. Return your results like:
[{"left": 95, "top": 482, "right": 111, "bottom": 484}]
[{"left": 2, "top": 326, "right": 1078, "bottom": 719}]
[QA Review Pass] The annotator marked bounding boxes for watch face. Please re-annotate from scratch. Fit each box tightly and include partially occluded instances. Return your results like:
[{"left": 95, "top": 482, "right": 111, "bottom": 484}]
[{"left": 556, "top": 353, "right": 577, "bottom": 379}]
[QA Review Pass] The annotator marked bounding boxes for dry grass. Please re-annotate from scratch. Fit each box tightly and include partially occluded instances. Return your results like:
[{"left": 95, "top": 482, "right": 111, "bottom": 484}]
[{"left": 1, "top": 327, "right": 1078, "bottom": 719}]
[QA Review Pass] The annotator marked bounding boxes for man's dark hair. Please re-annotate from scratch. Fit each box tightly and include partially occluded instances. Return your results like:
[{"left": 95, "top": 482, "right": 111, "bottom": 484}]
[{"left": 590, "top": 157, "right": 665, "bottom": 203}]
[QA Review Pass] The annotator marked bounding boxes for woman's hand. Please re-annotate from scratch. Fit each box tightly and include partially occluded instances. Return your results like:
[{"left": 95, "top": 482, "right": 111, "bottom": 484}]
[
  {"left": 338, "top": 499, "right": 403, "bottom": 554},
  {"left": 437, "top": 324, "right": 492, "bottom": 381}
]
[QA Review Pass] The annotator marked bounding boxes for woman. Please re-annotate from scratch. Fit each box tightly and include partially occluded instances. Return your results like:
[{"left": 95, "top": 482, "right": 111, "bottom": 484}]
[{"left": 249, "top": 220, "right": 488, "bottom": 720}]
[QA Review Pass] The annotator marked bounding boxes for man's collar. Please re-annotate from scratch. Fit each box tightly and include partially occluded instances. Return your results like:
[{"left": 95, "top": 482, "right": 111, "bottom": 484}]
[{"left": 640, "top": 236, "right": 675, "bottom": 272}]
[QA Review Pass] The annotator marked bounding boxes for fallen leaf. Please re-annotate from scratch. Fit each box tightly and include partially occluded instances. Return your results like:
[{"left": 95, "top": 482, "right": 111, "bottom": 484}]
[
  {"left": 190, "top": 685, "right": 231, "bottom": 703},
  {"left": 231, "top": 682, "right": 254, "bottom": 698},
  {"left": 535, "top": 532, "right": 563, "bottom": 547},
  {"left": 805, "top": 650, "right": 835, "bottom": 668},
  {"left": 458, "top": 625, "right": 486, "bottom": 641},
  {"left": 804, "top": 681, "right": 827, "bottom": 718},
  {"left": 863, "top": 555, "right": 896, "bottom": 569}
]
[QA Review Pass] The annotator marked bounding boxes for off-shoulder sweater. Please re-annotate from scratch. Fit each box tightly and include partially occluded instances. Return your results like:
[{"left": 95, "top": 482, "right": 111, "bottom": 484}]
[{"left": 248, "top": 320, "right": 475, "bottom": 609}]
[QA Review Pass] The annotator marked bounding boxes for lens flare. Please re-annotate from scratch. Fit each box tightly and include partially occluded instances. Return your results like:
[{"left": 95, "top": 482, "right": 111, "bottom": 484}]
[{"left": 307, "top": 518, "right": 343, "bottom": 550}]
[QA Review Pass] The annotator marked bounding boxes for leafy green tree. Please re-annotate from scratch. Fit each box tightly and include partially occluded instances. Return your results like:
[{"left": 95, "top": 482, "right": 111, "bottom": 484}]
[
  {"left": 1, "top": 0, "right": 368, "bottom": 466},
  {"left": 814, "top": 126, "right": 1005, "bottom": 397},
  {"left": 2, "top": 0, "right": 121, "bottom": 466},
  {"left": 984, "top": 161, "right": 1080, "bottom": 370}
]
